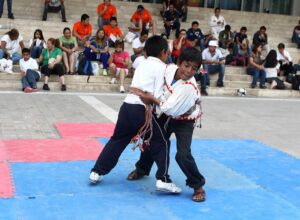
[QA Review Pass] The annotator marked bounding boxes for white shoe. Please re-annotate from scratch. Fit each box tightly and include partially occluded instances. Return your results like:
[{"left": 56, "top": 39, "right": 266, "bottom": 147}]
[
  {"left": 110, "top": 78, "right": 116, "bottom": 84},
  {"left": 156, "top": 180, "right": 182, "bottom": 193},
  {"left": 102, "top": 69, "right": 108, "bottom": 76},
  {"left": 89, "top": 171, "right": 103, "bottom": 184},
  {"left": 120, "top": 85, "right": 125, "bottom": 93}
]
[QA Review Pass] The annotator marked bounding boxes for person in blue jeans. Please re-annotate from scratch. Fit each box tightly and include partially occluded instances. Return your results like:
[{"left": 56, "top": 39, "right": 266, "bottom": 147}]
[
  {"left": 29, "top": 29, "right": 47, "bottom": 59},
  {"left": 0, "top": 0, "right": 14, "bottom": 19},
  {"left": 84, "top": 29, "right": 110, "bottom": 76},
  {"left": 246, "top": 44, "right": 266, "bottom": 89}
]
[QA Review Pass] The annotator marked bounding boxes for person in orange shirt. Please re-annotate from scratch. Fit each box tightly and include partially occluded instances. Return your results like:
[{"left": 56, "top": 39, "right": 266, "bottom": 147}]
[
  {"left": 130, "top": 5, "right": 156, "bottom": 35},
  {"left": 72, "top": 14, "right": 92, "bottom": 46},
  {"left": 97, "top": 0, "right": 117, "bottom": 29},
  {"left": 103, "top": 17, "right": 124, "bottom": 47}
]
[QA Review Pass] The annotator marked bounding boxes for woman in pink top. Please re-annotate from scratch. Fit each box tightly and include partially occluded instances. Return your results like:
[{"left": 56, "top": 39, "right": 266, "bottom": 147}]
[{"left": 109, "top": 40, "right": 130, "bottom": 93}]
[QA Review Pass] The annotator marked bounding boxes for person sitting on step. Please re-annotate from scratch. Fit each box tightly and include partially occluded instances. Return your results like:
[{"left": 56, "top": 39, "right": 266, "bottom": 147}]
[
  {"left": 28, "top": 29, "right": 47, "bottom": 59},
  {"left": 42, "top": 0, "right": 67, "bottom": 22},
  {"left": 130, "top": 5, "right": 156, "bottom": 36},
  {"left": 276, "top": 43, "right": 293, "bottom": 76},
  {"left": 72, "top": 14, "right": 92, "bottom": 47},
  {"left": 292, "top": 20, "right": 300, "bottom": 49},
  {"left": 103, "top": 17, "right": 124, "bottom": 47},
  {"left": 97, "top": 0, "right": 117, "bottom": 30},
  {"left": 131, "top": 29, "right": 148, "bottom": 62},
  {"left": 252, "top": 26, "right": 270, "bottom": 60}
]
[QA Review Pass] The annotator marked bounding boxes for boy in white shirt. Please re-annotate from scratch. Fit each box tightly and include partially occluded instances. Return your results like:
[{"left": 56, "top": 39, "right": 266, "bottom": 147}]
[
  {"left": 19, "top": 48, "right": 41, "bottom": 93},
  {"left": 89, "top": 35, "right": 182, "bottom": 194},
  {"left": 209, "top": 7, "right": 226, "bottom": 39},
  {"left": 276, "top": 43, "right": 293, "bottom": 76},
  {"left": 128, "top": 47, "right": 206, "bottom": 202},
  {"left": 131, "top": 29, "right": 148, "bottom": 62}
]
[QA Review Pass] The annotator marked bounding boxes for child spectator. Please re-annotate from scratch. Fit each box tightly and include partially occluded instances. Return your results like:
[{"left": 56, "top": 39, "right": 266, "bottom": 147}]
[
  {"left": 253, "top": 26, "right": 270, "bottom": 59},
  {"left": 38, "top": 38, "right": 66, "bottom": 91},
  {"left": 219, "top": 24, "right": 234, "bottom": 50},
  {"left": 42, "top": 0, "right": 67, "bottom": 22},
  {"left": 292, "top": 20, "right": 300, "bottom": 49},
  {"left": 163, "top": 4, "right": 180, "bottom": 39},
  {"left": 28, "top": 29, "right": 47, "bottom": 59},
  {"left": 276, "top": 43, "right": 293, "bottom": 76},
  {"left": 84, "top": 29, "right": 110, "bottom": 76},
  {"left": 103, "top": 17, "right": 123, "bottom": 46},
  {"left": 234, "top": 26, "right": 250, "bottom": 57},
  {"left": 60, "top": 27, "right": 78, "bottom": 75},
  {"left": 109, "top": 40, "right": 129, "bottom": 93},
  {"left": 0, "top": 29, "right": 24, "bottom": 64},
  {"left": 247, "top": 44, "right": 266, "bottom": 89},
  {"left": 210, "top": 7, "right": 226, "bottom": 39},
  {"left": 0, "top": 0, "right": 14, "bottom": 19},
  {"left": 72, "top": 14, "right": 92, "bottom": 46},
  {"left": 187, "top": 21, "right": 205, "bottom": 50},
  {"left": 131, "top": 29, "right": 148, "bottom": 62},
  {"left": 97, "top": 0, "right": 117, "bottom": 30},
  {"left": 130, "top": 5, "right": 156, "bottom": 35},
  {"left": 171, "top": 29, "right": 193, "bottom": 62},
  {"left": 19, "top": 48, "right": 41, "bottom": 93}
]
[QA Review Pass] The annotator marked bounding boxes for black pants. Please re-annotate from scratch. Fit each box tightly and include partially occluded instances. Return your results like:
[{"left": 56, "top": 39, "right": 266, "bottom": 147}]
[
  {"left": 43, "top": 4, "right": 66, "bottom": 20},
  {"left": 92, "top": 103, "right": 171, "bottom": 182},
  {"left": 41, "top": 64, "right": 64, "bottom": 77},
  {"left": 164, "top": 21, "right": 180, "bottom": 38},
  {"left": 279, "top": 61, "right": 294, "bottom": 76},
  {"left": 135, "top": 116, "right": 205, "bottom": 189}
]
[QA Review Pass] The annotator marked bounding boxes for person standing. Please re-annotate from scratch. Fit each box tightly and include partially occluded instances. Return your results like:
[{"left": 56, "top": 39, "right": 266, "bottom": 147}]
[
  {"left": 0, "top": 0, "right": 14, "bottom": 19},
  {"left": 209, "top": 7, "right": 226, "bottom": 39}
]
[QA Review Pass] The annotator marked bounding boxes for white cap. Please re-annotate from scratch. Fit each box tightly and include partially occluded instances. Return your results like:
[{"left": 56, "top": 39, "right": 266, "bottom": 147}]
[{"left": 208, "top": 40, "right": 219, "bottom": 47}]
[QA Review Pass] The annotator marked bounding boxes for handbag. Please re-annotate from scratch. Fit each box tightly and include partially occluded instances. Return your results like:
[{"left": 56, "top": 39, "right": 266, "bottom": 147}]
[{"left": 47, "top": 50, "right": 56, "bottom": 65}]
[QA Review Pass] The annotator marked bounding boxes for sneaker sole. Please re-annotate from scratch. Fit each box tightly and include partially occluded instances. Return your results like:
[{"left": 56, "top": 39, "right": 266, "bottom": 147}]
[{"left": 156, "top": 188, "right": 182, "bottom": 194}]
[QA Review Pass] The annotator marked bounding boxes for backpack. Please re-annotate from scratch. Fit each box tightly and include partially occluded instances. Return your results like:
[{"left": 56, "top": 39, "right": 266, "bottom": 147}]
[
  {"left": 76, "top": 52, "right": 94, "bottom": 82},
  {"left": 291, "top": 75, "right": 300, "bottom": 91}
]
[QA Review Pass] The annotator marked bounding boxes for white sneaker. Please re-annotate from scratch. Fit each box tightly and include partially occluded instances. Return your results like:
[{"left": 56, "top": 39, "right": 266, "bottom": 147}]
[
  {"left": 156, "top": 180, "right": 182, "bottom": 193},
  {"left": 120, "top": 85, "right": 125, "bottom": 93},
  {"left": 89, "top": 171, "right": 103, "bottom": 184},
  {"left": 110, "top": 78, "right": 116, "bottom": 84}
]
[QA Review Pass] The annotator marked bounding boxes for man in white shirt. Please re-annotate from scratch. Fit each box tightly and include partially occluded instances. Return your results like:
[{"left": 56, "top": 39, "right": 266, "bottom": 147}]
[
  {"left": 276, "top": 43, "right": 293, "bottom": 76},
  {"left": 42, "top": 0, "right": 67, "bottom": 22},
  {"left": 19, "top": 48, "right": 41, "bottom": 93},
  {"left": 201, "top": 40, "right": 225, "bottom": 95},
  {"left": 209, "top": 7, "right": 226, "bottom": 39},
  {"left": 131, "top": 29, "right": 148, "bottom": 62},
  {"left": 89, "top": 35, "right": 182, "bottom": 194},
  {"left": 127, "top": 47, "right": 206, "bottom": 202}
]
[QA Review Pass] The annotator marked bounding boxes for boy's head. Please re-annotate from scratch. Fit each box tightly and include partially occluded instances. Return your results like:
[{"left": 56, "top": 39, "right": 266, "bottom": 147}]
[
  {"left": 240, "top": 26, "right": 247, "bottom": 35},
  {"left": 225, "top": 25, "right": 231, "bottom": 32},
  {"left": 110, "top": 17, "right": 117, "bottom": 27},
  {"left": 22, "top": 48, "right": 31, "bottom": 61},
  {"left": 191, "top": 21, "right": 199, "bottom": 30},
  {"left": 177, "top": 47, "right": 202, "bottom": 81},
  {"left": 259, "top": 26, "right": 267, "bottom": 34},
  {"left": 144, "top": 35, "right": 169, "bottom": 63},
  {"left": 140, "top": 29, "right": 149, "bottom": 42},
  {"left": 277, "top": 43, "right": 285, "bottom": 53}
]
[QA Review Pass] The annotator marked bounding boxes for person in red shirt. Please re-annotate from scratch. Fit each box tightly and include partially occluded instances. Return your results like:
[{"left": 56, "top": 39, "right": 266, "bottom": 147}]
[
  {"left": 130, "top": 5, "right": 156, "bottom": 35},
  {"left": 103, "top": 17, "right": 124, "bottom": 47},
  {"left": 108, "top": 40, "right": 130, "bottom": 93},
  {"left": 171, "top": 29, "right": 194, "bottom": 62},
  {"left": 97, "top": 0, "right": 117, "bottom": 29},
  {"left": 72, "top": 14, "right": 92, "bottom": 46}
]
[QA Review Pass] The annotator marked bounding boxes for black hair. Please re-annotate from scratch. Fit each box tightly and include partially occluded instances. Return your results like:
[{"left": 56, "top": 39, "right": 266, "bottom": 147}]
[
  {"left": 225, "top": 25, "right": 231, "bottom": 31},
  {"left": 215, "top": 7, "right": 221, "bottom": 12},
  {"left": 144, "top": 35, "right": 168, "bottom": 58},
  {"left": 178, "top": 47, "right": 202, "bottom": 67},
  {"left": 192, "top": 21, "right": 199, "bottom": 26},
  {"left": 81, "top": 14, "right": 89, "bottom": 22},
  {"left": 264, "top": 50, "right": 278, "bottom": 68},
  {"left": 252, "top": 43, "right": 262, "bottom": 53},
  {"left": 179, "top": 29, "right": 187, "bottom": 33},
  {"left": 63, "top": 27, "right": 71, "bottom": 33},
  {"left": 33, "top": 29, "right": 45, "bottom": 41},
  {"left": 140, "top": 29, "right": 149, "bottom": 36},
  {"left": 260, "top": 26, "right": 267, "bottom": 31},
  {"left": 277, "top": 43, "right": 285, "bottom": 49},
  {"left": 110, "top": 16, "right": 117, "bottom": 22},
  {"left": 22, "top": 48, "right": 30, "bottom": 54},
  {"left": 240, "top": 26, "right": 247, "bottom": 32},
  {"left": 160, "top": 33, "right": 167, "bottom": 38}
]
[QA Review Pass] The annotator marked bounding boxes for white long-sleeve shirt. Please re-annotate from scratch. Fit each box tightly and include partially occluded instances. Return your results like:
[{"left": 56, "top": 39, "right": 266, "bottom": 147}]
[
  {"left": 209, "top": 15, "right": 226, "bottom": 39},
  {"left": 276, "top": 50, "right": 292, "bottom": 64},
  {"left": 124, "top": 56, "right": 166, "bottom": 105},
  {"left": 159, "top": 64, "right": 202, "bottom": 120}
]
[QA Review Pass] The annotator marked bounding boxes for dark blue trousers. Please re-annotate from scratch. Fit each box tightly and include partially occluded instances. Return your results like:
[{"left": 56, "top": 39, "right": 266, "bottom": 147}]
[{"left": 92, "top": 103, "right": 171, "bottom": 182}]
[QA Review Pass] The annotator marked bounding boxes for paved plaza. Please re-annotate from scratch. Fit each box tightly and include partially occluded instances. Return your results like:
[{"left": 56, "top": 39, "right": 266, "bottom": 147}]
[{"left": 0, "top": 91, "right": 300, "bottom": 219}]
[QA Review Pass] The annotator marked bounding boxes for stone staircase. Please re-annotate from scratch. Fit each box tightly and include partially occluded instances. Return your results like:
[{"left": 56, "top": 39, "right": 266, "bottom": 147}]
[{"left": 0, "top": 0, "right": 299, "bottom": 96}]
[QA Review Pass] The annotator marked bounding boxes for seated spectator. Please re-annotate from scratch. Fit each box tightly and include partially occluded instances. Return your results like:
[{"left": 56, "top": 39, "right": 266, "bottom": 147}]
[
  {"left": 252, "top": 26, "right": 270, "bottom": 60},
  {"left": 186, "top": 21, "right": 205, "bottom": 50},
  {"left": 103, "top": 17, "right": 123, "bottom": 46},
  {"left": 97, "top": 0, "right": 117, "bottom": 30},
  {"left": 292, "top": 20, "right": 300, "bottom": 49},
  {"left": 19, "top": 48, "right": 41, "bottom": 93},
  {"left": 0, "top": 0, "right": 14, "bottom": 19},
  {"left": 0, "top": 29, "right": 24, "bottom": 64},
  {"left": 173, "top": 0, "right": 188, "bottom": 22},
  {"left": 0, "top": 53, "right": 13, "bottom": 74},
  {"left": 28, "top": 29, "right": 47, "bottom": 59},
  {"left": 160, "top": 0, "right": 171, "bottom": 17},
  {"left": 234, "top": 26, "right": 250, "bottom": 57},
  {"left": 130, "top": 5, "right": 156, "bottom": 35},
  {"left": 72, "top": 14, "right": 92, "bottom": 46},
  {"left": 276, "top": 43, "right": 293, "bottom": 76},
  {"left": 131, "top": 29, "right": 148, "bottom": 62},
  {"left": 210, "top": 7, "right": 226, "bottom": 39},
  {"left": 246, "top": 44, "right": 266, "bottom": 89},
  {"left": 60, "top": 27, "right": 78, "bottom": 75},
  {"left": 161, "top": 33, "right": 173, "bottom": 64},
  {"left": 42, "top": 0, "right": 67, "bottom": 22},
  {"left": 163, "top": 4, "right": 180, "bottom": 39},
  {"left": 171, "top": 29, "right": 193, "bottom": 62},
  {"left": 109, "top": 40, "right": 129, "bottom": 93},
  {"left": 264, "top": 50, "right": 285, "bottom": 90},
  {"left": 219, "top": 24, "right": 234, "bottom": 50},
  {"left": 84, "top": 29, "right": 110, "bottom": 76},
  {"left": 38, "top": 38, "right": 66, "bottom": 91},
  {"left": 200, "top": 40, "right": 225, "bottom": 96}
]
